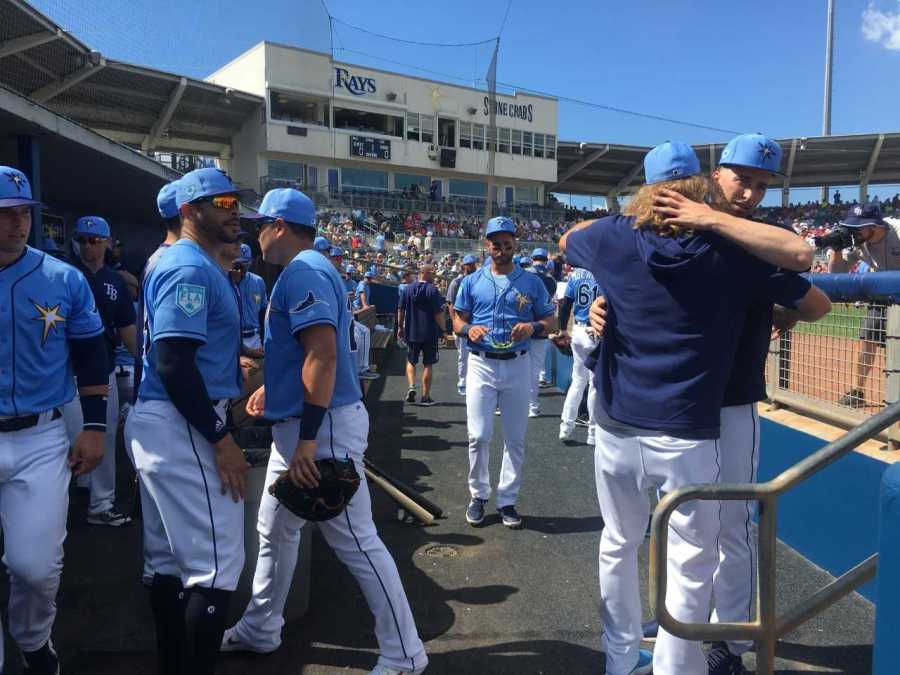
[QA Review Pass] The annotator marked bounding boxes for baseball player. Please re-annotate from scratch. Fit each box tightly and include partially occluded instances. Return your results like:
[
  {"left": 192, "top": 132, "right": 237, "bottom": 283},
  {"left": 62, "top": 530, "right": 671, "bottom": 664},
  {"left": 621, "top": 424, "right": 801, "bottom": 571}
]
[
  {"left": 354, "top": 270, "right": 376, "bottom": 310},
  {"left": 328, "top": 246, "right": 378, "bottom": 385},
  {"left": 126, "top": 168, "right": 250, "bottom": 675},
  {"left": 61, "top": 216, "right": 137, "bottom": 527},
  {"left": 0, "top": 167, "right": 109, "bottom": 674},
  {"left": 646, "top": 133, "right": 827, "bottom": 672},
  {"left": 452, "top": 217, "right": 555, "bottom": 529},
  {"left": 561, "top": 142, "right": 829, "bottom": 675},
  {"left": 446, "top": 255, "right": 478, "bottom": 395},
  {"left": 234, "top": 243, "right": 268, "bottom": 355},
  {"left": 222, "top": 189, "right": 428, "bottom": 675},
  {"left": 557, "top": 267, "right": 599, "bottom": 445},
  {"left": 526, "top": 248, "right": 557, "bottom": 416},
  {"left": 398, "top": 264, "right": 447, "bottom": 406}
]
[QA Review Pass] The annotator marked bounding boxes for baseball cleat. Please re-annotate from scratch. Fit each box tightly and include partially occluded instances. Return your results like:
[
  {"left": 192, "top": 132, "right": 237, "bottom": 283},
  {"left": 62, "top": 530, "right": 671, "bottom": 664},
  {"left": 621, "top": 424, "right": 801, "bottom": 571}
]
[
  {"left": 457, "top": 384, "right": 466, "bottom": 396},
  {"left": 528, "top": 408, "right": 540, "bottom": 418},
  {"left": 641, "top": 619, "right": 658, "bottom": 642},
  {"left": 559, "top": 427, "right": 574, "bottom": 442},
  {"left": 605, "top": 648, "right": 653, "bottom": 675},
  {"left": 707, "top": 641, "right": 746, "bottom": 674},
  {"left": 498, "top": 505, "right": 522, "bottom": 529},
  {"left": 220, "top": 626, "right": 277, "bottom": 654},
  {"left": 405, "top": 388, "right": 416, "bottom": 404},
  {"left": 465, "top": 498, "right": 486, "bottom": 526},
  {"left": 366, "top": 664, "right": 426, "bottom": 675},
  {"left": 22, "top": 640, "right": 59, "bottom": 675},
  {"left": 87, "top": 509, "right": 133, "bottom": 527},
  {"left": 539, "top": 379, "right": 552, "bottom": 388}
]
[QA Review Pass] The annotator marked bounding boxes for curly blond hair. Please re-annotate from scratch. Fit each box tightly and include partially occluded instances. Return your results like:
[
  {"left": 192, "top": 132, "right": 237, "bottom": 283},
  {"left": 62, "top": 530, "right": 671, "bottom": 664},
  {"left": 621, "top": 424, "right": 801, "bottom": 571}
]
[{"left": 622, "top": 175, "right": 712, "bottom": 237}]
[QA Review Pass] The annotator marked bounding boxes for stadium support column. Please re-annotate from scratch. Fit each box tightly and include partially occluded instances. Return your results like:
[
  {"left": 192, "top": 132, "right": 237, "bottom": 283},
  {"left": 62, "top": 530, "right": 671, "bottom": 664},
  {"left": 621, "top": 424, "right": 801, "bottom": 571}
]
[
  {"left": 17, "top": 135, "right": 42, "bottom": 248},
  {"left": 820, "top": 0, "right": 835, "bottom": 203},
  {"left": 860, "top": 134, "right": 885, "bottom": 204},
  {"left": 782, "top": 139, "right": 798, "bottom": 208}
]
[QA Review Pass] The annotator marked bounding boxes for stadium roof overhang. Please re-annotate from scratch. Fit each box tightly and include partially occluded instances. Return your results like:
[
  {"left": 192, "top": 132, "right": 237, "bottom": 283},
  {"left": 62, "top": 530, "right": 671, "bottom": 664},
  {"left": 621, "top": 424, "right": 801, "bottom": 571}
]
[
  {"left": 0, "top": 0, "right": 263, "bottom": 157},
  {"left": 555, "top": 133, "right": 900, "bottom": 197}
]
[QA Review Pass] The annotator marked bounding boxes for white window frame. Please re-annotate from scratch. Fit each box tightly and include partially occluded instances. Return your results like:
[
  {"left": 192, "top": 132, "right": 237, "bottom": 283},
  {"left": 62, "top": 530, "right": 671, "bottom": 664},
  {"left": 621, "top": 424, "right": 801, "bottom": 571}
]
[
  {"left": 511, "top": 129, "right": 522, "bottom": 155},
  {"left": 472, "top": 123, "right": 485, "bottom": 150},
  {"left": 406, "top": 112, "right": 419, "bottom": 141},
  {"left": 459, "top": 122, "right": 472, "bottom": 149},
  {"left": 421, "top": 114, "right": 434, "bottom": 144}
]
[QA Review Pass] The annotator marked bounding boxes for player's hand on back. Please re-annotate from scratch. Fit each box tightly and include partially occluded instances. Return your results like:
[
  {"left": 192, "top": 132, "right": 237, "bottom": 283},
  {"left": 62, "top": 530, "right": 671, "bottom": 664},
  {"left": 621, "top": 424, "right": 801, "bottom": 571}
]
[
  {"left": 467, "top": 325, "right": 489, "bottom": 342},
  {"left": 589, "top": 296, "right": 607, "bottom": 337},
  {"left": 69, "top": 430, "right": 105, "bottom": 476},
  {"left": 289, "top": 439, "right": 321, "bottom": 488},
  {"left": 212, "top": 434, "right": 249, "bottom": 502},
  {"left": 652, "top": 188, "right": 718, "bottom": 230},
  {"left": 246, "top": 385, "right": 265, "bottom": 417}
]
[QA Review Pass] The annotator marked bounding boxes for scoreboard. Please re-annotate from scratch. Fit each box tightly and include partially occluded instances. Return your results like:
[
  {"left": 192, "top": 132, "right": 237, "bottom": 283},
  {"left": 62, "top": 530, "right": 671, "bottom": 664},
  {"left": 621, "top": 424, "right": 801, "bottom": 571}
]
[{"left": 350, "top": 135, "right": 391, "bottom": 160}]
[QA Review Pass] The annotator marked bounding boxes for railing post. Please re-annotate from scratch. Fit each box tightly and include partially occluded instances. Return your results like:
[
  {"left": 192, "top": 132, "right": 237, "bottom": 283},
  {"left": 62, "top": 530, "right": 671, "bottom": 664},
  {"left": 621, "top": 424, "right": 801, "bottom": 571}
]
[
  {"left": 756, "top": 498, "right": 778, "bottom": 675},
  {"left": 885, "top": 304, "right": 900, "bottom": 450}
]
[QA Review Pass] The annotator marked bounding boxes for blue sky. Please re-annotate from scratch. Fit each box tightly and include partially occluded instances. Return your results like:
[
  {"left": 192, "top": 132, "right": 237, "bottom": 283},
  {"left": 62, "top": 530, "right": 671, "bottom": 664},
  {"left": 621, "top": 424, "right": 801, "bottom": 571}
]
[{"left": 30, "top": 0, "right": 900, "bottom": 206}]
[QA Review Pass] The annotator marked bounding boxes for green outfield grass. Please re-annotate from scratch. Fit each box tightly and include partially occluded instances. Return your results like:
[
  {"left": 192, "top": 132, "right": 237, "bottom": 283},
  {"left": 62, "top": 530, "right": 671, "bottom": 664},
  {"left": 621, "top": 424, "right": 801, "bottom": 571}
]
[{"left": 795, "top": 303, "right": 867, "bottom": 339}]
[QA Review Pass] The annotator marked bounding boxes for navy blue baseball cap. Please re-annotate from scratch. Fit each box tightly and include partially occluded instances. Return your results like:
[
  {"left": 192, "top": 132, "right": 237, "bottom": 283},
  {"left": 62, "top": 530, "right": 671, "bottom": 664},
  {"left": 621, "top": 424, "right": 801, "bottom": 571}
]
[
  {"left": 841, "top": 203, "right": 885, "bottom": 228},
  {"left": 531, "top": 247, "right": 549, "bottom": 260},
  {"left": 462, "top": 254, "right": 477, "bottom": 265},
  {"left": 157, "top": 181, "right": 180, "bottom": 219},
  {"left": 719, "top": 133, "right": 783, "bottom": 175},
  {"left": 176, "top": 168, "right": 252, "bottom": 207},
  {"left": 258, "top": 188, "right": 316, "bottom": 229},
  {"left": 314, "top": 236, "right": 330, "bottom": 252},
  {"left": 74, "top": 216, "right": 111, "bottom": 238},
  {"left": 485, "top": 216, "right": 516, "bottom": 237},
  {"left": 0, "top": 167, "right": 42, "bottom": 208},
  {"left": 644, "top": 142, "right": 701, "bottom": 184},
  {"left": 520, "top": 257, "right": 533, "bottom": 267},
  {"left": 330, "top": 246, "right": 344, "bottom": 258}
]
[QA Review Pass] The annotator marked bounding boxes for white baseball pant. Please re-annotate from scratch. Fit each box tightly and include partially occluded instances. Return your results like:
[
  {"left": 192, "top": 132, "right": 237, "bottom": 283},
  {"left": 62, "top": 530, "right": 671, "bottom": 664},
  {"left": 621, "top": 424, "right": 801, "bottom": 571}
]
[
  {"left": 528, "top": 339, "right": 550, "bottom": 414},
  {"left": 354, "top": 320, "right": 371, "bottom": 372},
  {"left": 231, "top": 403, "right": 427, "bottom": 672},
  {"left": 0, "top": 413, "right": 69, "bottom": 670},
  {"left": 457, "top": 335, "right": 469, "bottom": 389},
  {"left": 594, "top": 423, "right": 722, "bottom": 675},
  {"left": 710, "top": 403, "right": 759, "bottom": 655},
  {"left": 127, "top": 399, "right": 245, "bottom": 590},
  {"left": 560, "top": 325, "right": 598, "bottom": 435},
  {"left": 62, "top": 370, "right": 119, "bottom": 515},
  {"left": 466, "top": 352, "right": 530, "bottom": 507}
]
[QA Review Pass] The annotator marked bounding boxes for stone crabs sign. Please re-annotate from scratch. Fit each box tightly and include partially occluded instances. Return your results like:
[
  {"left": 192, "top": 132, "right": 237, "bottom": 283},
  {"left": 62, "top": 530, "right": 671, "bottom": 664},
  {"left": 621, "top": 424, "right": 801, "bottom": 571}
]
[
  {"left": 483, "top": 96, "right": 534, "bottom": 123},
  {"left": 335, "top": 67, "right": 376, "bottom": 96}
]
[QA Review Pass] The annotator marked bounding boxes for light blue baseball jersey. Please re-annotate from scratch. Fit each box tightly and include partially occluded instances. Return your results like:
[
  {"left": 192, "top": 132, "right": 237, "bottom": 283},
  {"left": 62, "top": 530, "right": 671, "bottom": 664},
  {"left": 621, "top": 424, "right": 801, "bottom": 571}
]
[
  {"left": 565, "top": 268, "right": 600, "bottom": 324},
  {"left": 454, "top": 265, "right": 554, "bottom": 353},
  {"left": 237, "top": 271, "right": 268, "bottom": 333},
  {"left": 0, "top": 247, "right": 103, "bottom": 415},
  {"left": 353, "top": 279, "right": 370, "bottom": 309},
  {"left": 138, "top": 239, "right": 242, "bottom": 402},
  {"left": 263, "top": 249, "right": 361, "bottom": 419}
]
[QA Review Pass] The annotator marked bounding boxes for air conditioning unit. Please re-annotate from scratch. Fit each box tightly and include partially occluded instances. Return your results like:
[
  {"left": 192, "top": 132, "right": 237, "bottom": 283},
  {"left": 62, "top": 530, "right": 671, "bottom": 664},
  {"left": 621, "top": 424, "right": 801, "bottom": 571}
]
[{"left": 427, "top": 144, "right": 438, "bottom": 160}]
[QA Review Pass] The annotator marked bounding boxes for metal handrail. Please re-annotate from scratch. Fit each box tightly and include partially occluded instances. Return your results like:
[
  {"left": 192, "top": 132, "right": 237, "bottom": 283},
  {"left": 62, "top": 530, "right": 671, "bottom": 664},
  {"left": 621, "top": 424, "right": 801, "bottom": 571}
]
[{"left": 649, "top": 400, "right": 900, "bottom": 675}]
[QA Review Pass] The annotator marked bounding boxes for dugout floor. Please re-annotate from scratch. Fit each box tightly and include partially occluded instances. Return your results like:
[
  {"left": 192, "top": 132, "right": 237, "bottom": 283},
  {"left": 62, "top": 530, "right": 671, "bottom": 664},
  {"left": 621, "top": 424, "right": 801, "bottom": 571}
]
[{"left": 0, "top": 348, "right": 876, "bottom": 674}]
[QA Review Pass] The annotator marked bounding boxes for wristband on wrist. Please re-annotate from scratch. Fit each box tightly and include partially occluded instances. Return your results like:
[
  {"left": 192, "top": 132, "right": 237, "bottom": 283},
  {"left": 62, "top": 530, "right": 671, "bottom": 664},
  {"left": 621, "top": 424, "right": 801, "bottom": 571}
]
[
  {"left": 459, "top": 322, "right": 472, "bottom": 337},
  {"left": 299, "top": 403, "right": 327, "bottom": 441},
  {"left": 80, "top": 394, "right": 108, "bottom": 431},
  {"left": 530, "top": 321, "right": 544, "bottom": 338}
]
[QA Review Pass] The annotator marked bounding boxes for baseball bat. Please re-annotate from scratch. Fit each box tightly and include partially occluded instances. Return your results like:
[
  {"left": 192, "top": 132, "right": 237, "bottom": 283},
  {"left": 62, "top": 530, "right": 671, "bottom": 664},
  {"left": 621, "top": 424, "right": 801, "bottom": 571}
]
[
  {"left": 364, "top": 468, "right": 434, "bottom": 525},
  {"left": 363, "top": 458, "right": 445, "bottom": 518}
]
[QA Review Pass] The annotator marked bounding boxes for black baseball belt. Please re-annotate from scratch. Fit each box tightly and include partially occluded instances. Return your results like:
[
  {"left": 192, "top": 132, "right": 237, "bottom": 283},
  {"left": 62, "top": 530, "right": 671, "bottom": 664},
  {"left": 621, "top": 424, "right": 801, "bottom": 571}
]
[
  {"left": 0, "top": 408, "right": 62, "bottom": 433},
  {"left": 468, "top": 350, "right": 527, "bottom": 361}
]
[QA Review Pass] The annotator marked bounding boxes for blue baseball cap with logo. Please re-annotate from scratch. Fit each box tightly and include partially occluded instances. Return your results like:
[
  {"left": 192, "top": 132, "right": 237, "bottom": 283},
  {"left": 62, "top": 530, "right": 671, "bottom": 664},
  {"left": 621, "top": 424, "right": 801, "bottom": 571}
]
[
  {"left": 258, "top": 188, "right": 316, "bottom": 229},
  {"left": 0, "top": 167, "right": 42, "bottom": 208},
  {"left": 176, "top": 168, "right": 252, "bottom": 207},
  {"left": 841, "top": 203, "right": 885, "bottom": 228},
  {"left": 719, "top": 133, "right": 783, "bottom": 175},
  {"left": 531, "top": 247, "right": 549, "bottom": 260},
  {"left": 364, "top": 270, "right": 376, "bottom": 279},
  {"left": 237, "top": 243, "right": 253, "bottom": 262},
  {"left": 157, "top": 181, "right": 180, "bottom": 219},
  {"left": 462, "top": 254, "right": 477, "bottom": 265},
  {"left": 330, "top": 246, "right": 344, "bottom": 258},
  {"left": 485, "top": 216, "right": 517, "bottom": 238},
  {"left": 314, "top": 236, "right": 330, "bottom": 252},
  {"left": 644, "top": 142, "right": 701, "bottom": 185},
  {"left": 74, "top": 216, "right": 111, "bottom": 238},
  {"left": 520, "top": 257, "right": 532, "bottom": 267}
]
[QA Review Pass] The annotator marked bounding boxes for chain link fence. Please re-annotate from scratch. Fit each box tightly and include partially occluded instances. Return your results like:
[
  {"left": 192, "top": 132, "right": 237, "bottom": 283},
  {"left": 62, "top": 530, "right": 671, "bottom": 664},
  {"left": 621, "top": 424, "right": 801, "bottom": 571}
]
[{"left": 767, "top": 300, "right": 900, "bottom": 445}]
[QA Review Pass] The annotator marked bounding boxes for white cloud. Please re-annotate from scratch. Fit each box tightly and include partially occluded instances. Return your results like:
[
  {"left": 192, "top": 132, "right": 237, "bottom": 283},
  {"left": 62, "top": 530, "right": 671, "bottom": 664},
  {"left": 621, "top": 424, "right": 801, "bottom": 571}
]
[{"left": 862, "top": 2, "right": 900, "bottom": 50}]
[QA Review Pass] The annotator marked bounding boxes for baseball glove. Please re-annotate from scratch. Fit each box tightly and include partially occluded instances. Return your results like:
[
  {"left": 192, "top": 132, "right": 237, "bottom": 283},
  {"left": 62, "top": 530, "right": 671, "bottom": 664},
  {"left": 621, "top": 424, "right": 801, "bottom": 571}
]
[
  {"left": 550, "top": 332, "right": 573, "bottom": 357},
  {"left": 268, "top": 457, "right": 361, "bottom": 521}
]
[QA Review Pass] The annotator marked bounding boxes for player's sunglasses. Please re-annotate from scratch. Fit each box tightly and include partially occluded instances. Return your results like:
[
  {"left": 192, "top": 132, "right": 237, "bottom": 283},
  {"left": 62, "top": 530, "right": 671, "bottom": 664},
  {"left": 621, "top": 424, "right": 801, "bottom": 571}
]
[
  {"left": 196, "top": 195, "right": 241, "bottom": 211},
  {"left": 75, "top": 236, "right": 106, "bottom": 245}
]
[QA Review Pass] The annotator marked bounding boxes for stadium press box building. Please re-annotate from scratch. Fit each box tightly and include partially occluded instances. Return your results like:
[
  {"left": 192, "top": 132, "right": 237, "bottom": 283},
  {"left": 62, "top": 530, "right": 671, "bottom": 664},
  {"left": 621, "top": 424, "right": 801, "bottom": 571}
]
[{"left": 207, "top": 42, "right": 559, "bottom": 207}]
